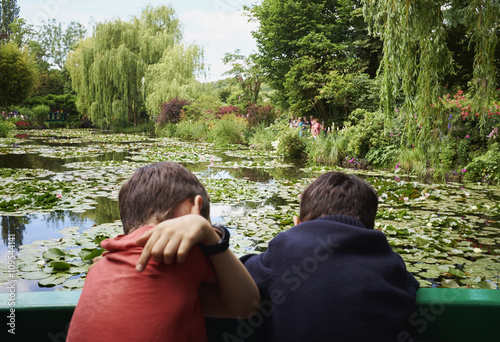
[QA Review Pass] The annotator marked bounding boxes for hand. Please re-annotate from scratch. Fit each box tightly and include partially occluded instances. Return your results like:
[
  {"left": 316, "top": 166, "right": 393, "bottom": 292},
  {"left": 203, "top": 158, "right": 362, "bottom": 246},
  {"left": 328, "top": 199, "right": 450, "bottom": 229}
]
[
  {"left": 88, "top": 255, "right": 103, "bottom": 272},
  {"left": 135, "top": 212, "right": 216, "bottom": 272}
]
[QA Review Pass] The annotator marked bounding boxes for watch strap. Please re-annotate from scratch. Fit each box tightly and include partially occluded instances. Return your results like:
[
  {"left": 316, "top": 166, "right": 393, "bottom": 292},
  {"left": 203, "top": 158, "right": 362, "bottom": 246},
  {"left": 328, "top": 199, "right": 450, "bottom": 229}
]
[{"left": 199, "top": 224, "right": 230, "bottom": 255}]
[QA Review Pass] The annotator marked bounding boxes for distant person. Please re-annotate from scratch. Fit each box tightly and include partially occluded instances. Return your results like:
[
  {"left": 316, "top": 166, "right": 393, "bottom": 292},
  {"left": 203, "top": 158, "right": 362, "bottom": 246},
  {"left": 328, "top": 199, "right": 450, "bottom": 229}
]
[
  {"left": 67, "top": 161, "right": 259, "bottom": 342},
  {"left": 311, "top": 118, "right": 323, "bottom": 138},
  {"left": 138, "top": 172, "right": 420, "bottom": 342}
]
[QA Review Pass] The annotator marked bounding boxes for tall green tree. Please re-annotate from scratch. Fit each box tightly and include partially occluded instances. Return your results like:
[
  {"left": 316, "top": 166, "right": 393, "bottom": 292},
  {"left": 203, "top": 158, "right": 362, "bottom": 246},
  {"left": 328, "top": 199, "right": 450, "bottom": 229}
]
[
  {"left": 0, "top": 41, "right": 37, "bottom": 106},
  {"left": 0, "top": 0, "right": 19, "bottom": 39},
  {"left": 246, "top": 0, "right": 381, "bottom": 121},
  {"left": 67, "top": 5, "right": 204, "bottom": 127},
  {"left": 222, "top": 49, "right": 262, "bottom": 104},
  {"left": 364, "top": 0, "right": 500, "bottom": 142},
  {"left": 38, "top": 19, "right": 87, "bottom": 70}
]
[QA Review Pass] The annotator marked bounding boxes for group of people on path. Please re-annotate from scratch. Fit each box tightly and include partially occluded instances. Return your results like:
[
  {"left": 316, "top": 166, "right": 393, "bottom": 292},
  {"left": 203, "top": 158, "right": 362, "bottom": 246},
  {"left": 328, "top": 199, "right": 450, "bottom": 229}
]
[{"left": 289, "top": 115, "right": 324, "bottom": 138}]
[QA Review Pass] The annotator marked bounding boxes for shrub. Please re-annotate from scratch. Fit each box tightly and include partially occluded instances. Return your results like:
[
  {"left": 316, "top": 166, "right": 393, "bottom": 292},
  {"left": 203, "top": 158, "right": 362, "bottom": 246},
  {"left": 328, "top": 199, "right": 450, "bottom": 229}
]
[
  {"left": 156, "top": 123, "right": 177, "bottom": 138},
  {"left": 276, "top": 127, "right": 306, "bottom": 158},
  {"left": 156, "top": 98, "right": 191, "bottom": 126},
  {"left": 15, "top": 120, "right": 32, "bottom": 129},
  {"left": 216, "top": 105, "right": 240, "bottom": 118},
  {"left": 176, "top": 120, "right": 208, "bottom": 141},
  {"left": 31, "top": 104, "right": 50, "bottom": 126},
  {"left": 306, "top": 133, "right": 348, "bottom": 165},
  {"left": 465, "top": 143, "right": 500, "bottom": 183},
  {"left": 207, "top": 114, "right": 247, "bottom": 146},
  {"left": 245, "top": 104, "right": 277, "bottom": 128},
  {"left": 0, "top": 120, "right": 15, "bottom": 137},
  {"left": 248, "top": 122, "right": 277, "bottom": 151}
]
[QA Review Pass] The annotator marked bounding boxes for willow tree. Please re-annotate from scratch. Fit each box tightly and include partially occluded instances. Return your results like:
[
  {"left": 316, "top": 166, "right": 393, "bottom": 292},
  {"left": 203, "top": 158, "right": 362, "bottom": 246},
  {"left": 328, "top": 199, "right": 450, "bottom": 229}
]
[
  {"left": 67, "top": 5, "right": 203, "bottom": 127},
  {"left": 363, "top": 0, "right": 500, "bottom": 143}
]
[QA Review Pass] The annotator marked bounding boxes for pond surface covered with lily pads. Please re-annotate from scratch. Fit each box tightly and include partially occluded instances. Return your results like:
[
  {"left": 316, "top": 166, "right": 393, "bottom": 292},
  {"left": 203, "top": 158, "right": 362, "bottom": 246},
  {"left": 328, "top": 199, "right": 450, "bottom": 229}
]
[{"left": 0, "top": 129, "right": 499, "bottom": 292}]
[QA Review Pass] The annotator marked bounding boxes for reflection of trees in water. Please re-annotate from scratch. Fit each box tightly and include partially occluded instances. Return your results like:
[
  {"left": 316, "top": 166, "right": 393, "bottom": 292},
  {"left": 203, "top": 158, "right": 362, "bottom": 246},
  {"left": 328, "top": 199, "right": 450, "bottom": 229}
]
[
  {"left": 1, "top": 216, "right": 30, "bottom": 250},
  {"left": 0, "top": 154, "right": 65, "bottom": 172},
  {"left": 79, "top": 197, "right": 121, "bottom": 225},
  {"left": 43, "top": 198, "right": 121, "bottom": 228}
]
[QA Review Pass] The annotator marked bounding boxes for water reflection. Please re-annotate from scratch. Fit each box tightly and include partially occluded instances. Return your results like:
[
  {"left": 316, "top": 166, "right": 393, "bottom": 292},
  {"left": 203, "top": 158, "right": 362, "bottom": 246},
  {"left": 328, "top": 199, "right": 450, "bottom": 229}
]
[
  {"left": 0, "top": 198, "right": 120, "bottom": 257},
  {"left": 0, "top": 154, "right": 65, "bottom": 171},
  {"left": 1, "top": 216, "right": 28, "bottom": 251}
]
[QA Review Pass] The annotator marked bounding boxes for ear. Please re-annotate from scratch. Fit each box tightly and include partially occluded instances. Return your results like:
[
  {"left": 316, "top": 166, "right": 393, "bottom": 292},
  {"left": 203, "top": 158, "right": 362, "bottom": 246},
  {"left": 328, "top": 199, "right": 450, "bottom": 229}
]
[
  {"left": 191, "top": 195, "right": 202, "bottom": 215},
  {"left": 293, "top": 215, "right": 301, "bottom": 226}
]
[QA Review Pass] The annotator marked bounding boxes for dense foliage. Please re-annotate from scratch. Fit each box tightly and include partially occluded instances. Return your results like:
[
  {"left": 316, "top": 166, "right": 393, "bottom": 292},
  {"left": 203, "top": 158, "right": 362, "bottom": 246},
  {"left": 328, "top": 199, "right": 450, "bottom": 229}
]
[{"left": 67, "top": 5, "right": 203, "bottom": 128}]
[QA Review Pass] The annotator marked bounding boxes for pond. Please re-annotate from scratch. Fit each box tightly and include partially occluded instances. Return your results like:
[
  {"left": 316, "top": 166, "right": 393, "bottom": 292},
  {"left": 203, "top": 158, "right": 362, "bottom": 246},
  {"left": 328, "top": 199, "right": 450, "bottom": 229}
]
[{"left": 0, "top": 129, "right": 499, "bottom": 291}]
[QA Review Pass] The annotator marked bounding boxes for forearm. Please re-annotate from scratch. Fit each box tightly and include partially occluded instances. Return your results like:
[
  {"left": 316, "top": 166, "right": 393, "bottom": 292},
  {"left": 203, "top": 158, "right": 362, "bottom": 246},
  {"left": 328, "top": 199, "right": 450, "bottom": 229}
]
[{"left": 201, "top": 228, "right": 260, "bottom": 318}]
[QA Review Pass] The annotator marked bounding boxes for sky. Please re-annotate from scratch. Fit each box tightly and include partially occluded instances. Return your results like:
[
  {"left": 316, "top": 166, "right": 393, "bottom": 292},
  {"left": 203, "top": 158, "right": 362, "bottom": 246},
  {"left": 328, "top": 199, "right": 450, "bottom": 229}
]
[{"left": 18, "top": 0, "right": 260, "bottom": 82}]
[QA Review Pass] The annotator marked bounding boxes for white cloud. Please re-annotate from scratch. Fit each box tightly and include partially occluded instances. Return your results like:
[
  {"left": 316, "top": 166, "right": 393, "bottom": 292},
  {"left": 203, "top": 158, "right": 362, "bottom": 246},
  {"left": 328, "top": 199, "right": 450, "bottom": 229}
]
[{"left": 180, "top": 9, "right": 258, "bottom": 81}]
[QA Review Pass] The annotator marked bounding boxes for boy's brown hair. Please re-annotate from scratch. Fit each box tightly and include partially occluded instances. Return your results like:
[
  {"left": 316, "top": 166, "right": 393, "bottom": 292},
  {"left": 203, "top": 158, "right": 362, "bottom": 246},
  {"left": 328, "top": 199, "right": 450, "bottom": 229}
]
[
  {"left": 119, "top": 161, "right": 210, "bottom": 234},
  {"left": 299, "top": 172, "right": 378, "bottom": 229}
]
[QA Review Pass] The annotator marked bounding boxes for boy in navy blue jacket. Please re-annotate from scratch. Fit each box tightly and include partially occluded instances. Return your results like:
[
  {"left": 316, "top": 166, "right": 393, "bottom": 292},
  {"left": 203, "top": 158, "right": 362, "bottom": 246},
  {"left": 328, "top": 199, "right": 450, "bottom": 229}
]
[{"left": 137, "top": 172, "right": 419, "bottom": 342}]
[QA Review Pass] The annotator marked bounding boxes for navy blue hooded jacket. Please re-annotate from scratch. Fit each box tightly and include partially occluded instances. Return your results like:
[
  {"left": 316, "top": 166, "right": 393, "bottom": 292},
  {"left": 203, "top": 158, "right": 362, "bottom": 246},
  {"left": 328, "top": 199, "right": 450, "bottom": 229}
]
[{"left": 241, "top": 215, "right": 419, "bottom": 342}]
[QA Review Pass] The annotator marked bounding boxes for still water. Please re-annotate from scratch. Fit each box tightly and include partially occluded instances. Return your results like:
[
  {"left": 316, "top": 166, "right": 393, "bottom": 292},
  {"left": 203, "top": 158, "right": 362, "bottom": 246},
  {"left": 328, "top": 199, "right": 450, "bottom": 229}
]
[{"left": 0, "top": 129, "right": 499, "bottom": 291}]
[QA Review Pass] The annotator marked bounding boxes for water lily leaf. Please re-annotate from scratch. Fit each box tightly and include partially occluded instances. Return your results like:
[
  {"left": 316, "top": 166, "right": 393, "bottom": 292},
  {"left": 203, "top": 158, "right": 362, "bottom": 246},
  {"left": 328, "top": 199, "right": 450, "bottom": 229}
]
[
  {"left": 43, "top": 248, "right": 66, "bottom": 260},
  {"left": 62, "top": 278, "right": 85, "bottom": 289},
  {"left": 39, "top": 275, "right": 67, "bottom": 287},
  {"left": 21, "top": 271, "right": 50, "bottom": 280},
  {"left": 448, "top": 268, "right": 466, "bottom": 278},
  {"left": 441, "top": 279, "right": 459, "bottom": 288},
  {"left": 50, "top": 261, "right": 71, "bottom": 269},
  {"left": 437, "top": 265, "right": 451, "bottom": 273},
  {"left": 478, "top": 281, "right": 496, "bottom": 289},
  {"left": 79, "top": 248, "right": 104, "bottom": 261}
]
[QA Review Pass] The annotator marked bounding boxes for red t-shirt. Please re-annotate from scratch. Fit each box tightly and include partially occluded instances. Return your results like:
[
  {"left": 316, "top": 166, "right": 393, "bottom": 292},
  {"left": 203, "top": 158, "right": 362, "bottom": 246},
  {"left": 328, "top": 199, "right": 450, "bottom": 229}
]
[{"left": 67, "top": 225, "right": 215, "bottom": 342}]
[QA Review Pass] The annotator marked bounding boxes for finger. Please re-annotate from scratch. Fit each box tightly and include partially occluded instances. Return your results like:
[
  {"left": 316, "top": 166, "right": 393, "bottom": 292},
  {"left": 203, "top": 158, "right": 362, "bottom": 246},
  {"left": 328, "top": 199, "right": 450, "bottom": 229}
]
[
  {"left": 154, "top": 235, "right": 181, "bottom": 265},
  {"left": 136, "top": 232, "right": 157, "bottom": 272},
  {"left": 135, "top": 228, "right": 154, "bottom": 247},
  {"left": 176, "top": 237, "right": 197, "bottom": 263}
]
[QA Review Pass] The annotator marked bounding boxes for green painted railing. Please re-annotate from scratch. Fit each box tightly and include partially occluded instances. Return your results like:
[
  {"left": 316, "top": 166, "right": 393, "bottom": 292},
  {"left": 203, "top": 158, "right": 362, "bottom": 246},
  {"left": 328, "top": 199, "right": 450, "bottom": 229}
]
[{"left": 1, "top": 288, "right": 499, "bottom": 341}]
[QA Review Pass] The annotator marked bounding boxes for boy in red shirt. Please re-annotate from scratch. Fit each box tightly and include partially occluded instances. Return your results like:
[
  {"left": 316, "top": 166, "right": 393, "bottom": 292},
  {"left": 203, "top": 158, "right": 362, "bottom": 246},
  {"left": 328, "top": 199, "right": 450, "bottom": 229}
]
[{"left": 67, "top": 161, "right": 259, "bottom": 342}]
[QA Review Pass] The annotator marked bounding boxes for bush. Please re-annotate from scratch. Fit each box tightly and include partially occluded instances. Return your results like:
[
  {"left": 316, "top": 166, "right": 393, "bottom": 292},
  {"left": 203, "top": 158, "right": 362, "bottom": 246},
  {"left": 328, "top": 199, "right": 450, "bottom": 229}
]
[
  {"left": 342, "top": 110, "right": 390, "bottom": 158},
  {"left": 207, "top": 114, "right": 247, "bottom": 146},
  {"left": 31, "top": 104, "right": 50, "bottom": 126},
  {"left": 306, "top": 133, "right": 347, "bottom": 165},
  {"left": 0, "top": 120, "right": 15, "bottom": 137},
  {"left": 465, "top": 143, "right": 500, "bottom": 183},
  {"left": 248, "top": 122, "right": 277, "bottom": 151},
  {"left": 15, "top": 120, "right": 32, "bottom": 129},
  {"left": 276, "top": 127, "right": 306, "bottom": 158},
  {"left": 156, "top": 98, "right": 191, "bottom": 126},
  {"left": 216, "top": 105, "right": 240, "bottom": 118},
  {"left": 245, "top": 104, "right": 277, "bottom": 128},
  {"left": 156, "top": 123, "right": 177, "bottom": 138},
  {"left": 176, "top": 120, "right": 208, "bottom": 141}
]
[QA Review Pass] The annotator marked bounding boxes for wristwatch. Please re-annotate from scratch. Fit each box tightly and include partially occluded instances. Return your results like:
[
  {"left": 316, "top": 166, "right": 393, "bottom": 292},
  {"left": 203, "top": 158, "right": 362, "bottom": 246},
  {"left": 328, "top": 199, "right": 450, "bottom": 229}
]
[{"left": 199, "top": 223, "right": 230, "bottom": 255}]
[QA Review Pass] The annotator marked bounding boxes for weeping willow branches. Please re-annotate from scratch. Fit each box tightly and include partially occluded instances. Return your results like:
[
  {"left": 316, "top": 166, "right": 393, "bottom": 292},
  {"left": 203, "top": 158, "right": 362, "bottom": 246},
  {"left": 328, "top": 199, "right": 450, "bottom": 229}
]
[
  {"left": 363, "top": 0, "right": 499, "bottom": 143},
  {"left": 67, "top": 5, "right": 204, "bottom": 127}
]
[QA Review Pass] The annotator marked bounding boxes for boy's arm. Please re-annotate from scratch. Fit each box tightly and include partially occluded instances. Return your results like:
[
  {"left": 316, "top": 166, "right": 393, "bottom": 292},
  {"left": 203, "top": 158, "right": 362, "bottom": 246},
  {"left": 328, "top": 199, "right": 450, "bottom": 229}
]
[{"left": 135, "top": 214, "right": 260, "bottom": 318}]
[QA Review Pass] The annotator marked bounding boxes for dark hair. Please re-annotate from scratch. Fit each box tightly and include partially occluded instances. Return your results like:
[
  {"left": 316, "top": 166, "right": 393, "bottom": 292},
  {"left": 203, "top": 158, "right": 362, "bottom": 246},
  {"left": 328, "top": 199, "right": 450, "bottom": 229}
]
[
  {"left": 119, "top": 161, "right": 210, "bottom": 234},
  {"left": 299, "top": 172, "right": 378, "bottom": 229}
]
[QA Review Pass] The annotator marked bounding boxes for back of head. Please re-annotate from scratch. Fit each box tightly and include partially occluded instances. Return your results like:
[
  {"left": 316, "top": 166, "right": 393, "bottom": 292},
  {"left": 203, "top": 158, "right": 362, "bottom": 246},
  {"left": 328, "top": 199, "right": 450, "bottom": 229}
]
[
  {"left": 119, "top": 161, "right": 210, "bottom": 234},
  {"left": 299, "top": 172, "right": 378, "bottom": 229}
]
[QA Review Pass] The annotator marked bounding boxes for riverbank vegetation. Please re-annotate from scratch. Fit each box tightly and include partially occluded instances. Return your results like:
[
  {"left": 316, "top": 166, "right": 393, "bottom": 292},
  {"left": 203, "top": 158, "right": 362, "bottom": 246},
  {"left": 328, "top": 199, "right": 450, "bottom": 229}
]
[{"left": 0, "top": 0, "right": 499, "bottom": 182}]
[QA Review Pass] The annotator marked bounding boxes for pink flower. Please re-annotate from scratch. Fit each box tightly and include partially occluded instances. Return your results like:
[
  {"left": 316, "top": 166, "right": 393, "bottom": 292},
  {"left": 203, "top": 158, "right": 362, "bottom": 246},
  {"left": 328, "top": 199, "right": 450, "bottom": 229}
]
[
  {"left": 56, "top": 194, "right": 62, "bottom": 198},
  {"left": 465, "top": 135, "right": 470, "bottom": 139}
]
